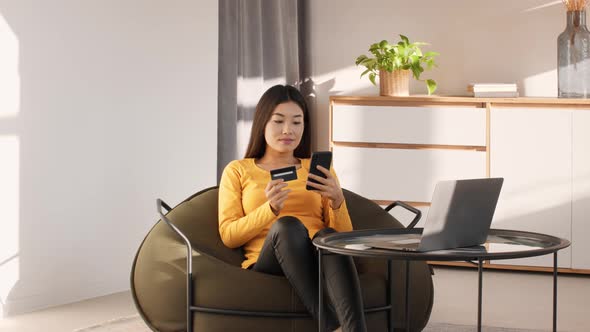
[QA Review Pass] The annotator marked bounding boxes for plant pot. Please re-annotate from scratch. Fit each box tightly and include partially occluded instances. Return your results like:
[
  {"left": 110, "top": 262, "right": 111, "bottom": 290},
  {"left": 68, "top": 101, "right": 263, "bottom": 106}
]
[{"left": 379, "top": 69, "right": 410, "bottom": 96}]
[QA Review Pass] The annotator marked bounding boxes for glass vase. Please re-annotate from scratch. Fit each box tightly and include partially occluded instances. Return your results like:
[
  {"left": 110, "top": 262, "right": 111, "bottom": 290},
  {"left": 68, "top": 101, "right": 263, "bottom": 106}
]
[{"left": 558, "top": 10, "right": 590, "bottom": 98}]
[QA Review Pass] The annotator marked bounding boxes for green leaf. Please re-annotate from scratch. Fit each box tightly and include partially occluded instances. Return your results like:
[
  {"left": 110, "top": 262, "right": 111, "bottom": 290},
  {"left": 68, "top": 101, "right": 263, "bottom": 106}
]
[
  {"left": 397, "top": 44, "right": 407, "bottom": 57},
  {"left": 426, "top": 79, "right": 437, "bottom": 95},
  {"left": 411, "top": 65, "right": 422, "bottom": 80},
  {"left": 360, "top": 68, "right": 371, "bottom": 78},
  {"left": 369, "top": 72, "right": 377, "bottom": 86},
  {"left": 361, "top": 58, "right": 376, "bottom": 68},
  {"left": 400, "top": 34, "right": 409, "bottom": 45},
  {"left": 425, "top": 59, "right": 436, "bottom": 69},
  {"left": 412, "top": 47, "right": 423, "bottom": 57},
  {"left": 355, "top": 54, "right": 367, "bottom": 65},
  {"left": 379, "top": 40, "right": 389, "bottom": 49}
]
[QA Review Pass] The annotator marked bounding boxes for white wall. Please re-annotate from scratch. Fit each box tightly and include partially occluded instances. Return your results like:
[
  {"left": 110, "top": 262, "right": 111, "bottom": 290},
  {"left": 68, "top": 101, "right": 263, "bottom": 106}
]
[
  {"left": 0, "top": 0, "right": 218, "bottom": 316},
  {"left": 308, "top": 0, "right": 567, "bottom": 149}
]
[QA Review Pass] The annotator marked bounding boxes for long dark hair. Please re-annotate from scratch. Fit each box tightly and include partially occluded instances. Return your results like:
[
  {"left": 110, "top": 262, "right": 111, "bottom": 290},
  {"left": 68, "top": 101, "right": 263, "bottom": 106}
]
[{"left": 244, "top": 85, "right": 311, "bottom": 159}]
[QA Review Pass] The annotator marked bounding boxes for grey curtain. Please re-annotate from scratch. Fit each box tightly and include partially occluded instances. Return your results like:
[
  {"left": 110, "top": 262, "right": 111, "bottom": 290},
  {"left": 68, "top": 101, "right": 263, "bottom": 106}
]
[{"left": 217, "top": 0, "right": 311, "bottom": 181}]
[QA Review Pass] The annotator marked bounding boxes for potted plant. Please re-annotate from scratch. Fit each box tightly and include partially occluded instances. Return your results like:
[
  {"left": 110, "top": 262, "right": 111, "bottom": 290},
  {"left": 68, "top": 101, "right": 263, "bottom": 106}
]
[{"left": 355, "top": 35, "right": 439, "bottom": 96}]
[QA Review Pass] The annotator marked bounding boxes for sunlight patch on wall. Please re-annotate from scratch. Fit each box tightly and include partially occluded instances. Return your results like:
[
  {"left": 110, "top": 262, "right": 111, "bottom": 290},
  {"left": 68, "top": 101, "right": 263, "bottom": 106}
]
[
  {"left": 522, "top": 69, "right": 558, "bottom": 97},
  {"left": 237, "top": 76, "right": 287, "bottom": 108},
  {"left": 0, "top": 136, "right": 20, "bottom": 318},
  {"left": 237, "top": 118, "right": 253, "bottom": 158},
  {"left": 0, "top": 13, "right": 20, "bottom": 118},
  {"left": 492, "top": 175, "right": 572, "bottom": 228},
  {"left": 235, "top": 76, "right": 286, "bottom": 156},
  {"left": 314, "top": 65, "right": 374, "bottom": 94},
  {"left": 523, "top": 1, "right": 563, "bottom": 13}
]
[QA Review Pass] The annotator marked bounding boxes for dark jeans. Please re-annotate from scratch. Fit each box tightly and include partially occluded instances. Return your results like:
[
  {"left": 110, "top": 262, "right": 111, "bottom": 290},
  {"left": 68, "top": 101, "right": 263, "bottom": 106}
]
[{"left": 251, "top": 216, "right": 367, "bottom": 332}]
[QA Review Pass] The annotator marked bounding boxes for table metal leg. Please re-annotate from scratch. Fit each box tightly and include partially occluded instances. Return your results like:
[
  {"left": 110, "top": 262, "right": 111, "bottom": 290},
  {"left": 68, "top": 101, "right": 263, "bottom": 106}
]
[
  {"left": 405, "top": 260, "right": 410, "bottom": 332},
  {"left": 387, "top": 260, "right": 393, "bottom": 332},
  {"left": 553, "top": 252, "right": 558, "bottom": 332},
  {"left": 318, "top": 248, "right": 324, "bottom": 332},
  {"left": 187, "top": 271, "right": 193, "bottom": 332},
  {"left": 477, "top": 258, "right": 483, "bottom": 332}
]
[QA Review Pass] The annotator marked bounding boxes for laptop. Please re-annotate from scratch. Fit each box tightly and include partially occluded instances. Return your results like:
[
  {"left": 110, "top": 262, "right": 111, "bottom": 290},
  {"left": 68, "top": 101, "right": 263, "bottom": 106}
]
[{"left": 370, "top": 178, "right": 504, "bottom": 252}]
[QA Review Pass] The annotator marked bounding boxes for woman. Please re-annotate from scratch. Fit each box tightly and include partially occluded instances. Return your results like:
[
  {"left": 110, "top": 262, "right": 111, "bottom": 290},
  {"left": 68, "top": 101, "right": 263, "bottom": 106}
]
[{"left": 218, "top": 84, "right": 367, "bottom": 332}]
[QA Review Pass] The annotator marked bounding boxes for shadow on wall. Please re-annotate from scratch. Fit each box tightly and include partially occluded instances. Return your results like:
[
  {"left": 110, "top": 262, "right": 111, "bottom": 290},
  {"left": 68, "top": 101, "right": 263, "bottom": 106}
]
[
  {"left": 0, "top": 0, "right": 218, "bottom": 316},
  {"left": 222, "top": 1, "right": 571, "bottom": 173},
  {"left": 310, "top": 0, "right": 565, "bottom": 95},
  {"left": 0, "top": 4, "right": 21, "bottom": 317},
  {"left": 300, "top": 1, "right": 588, "bottom": 276},
  {"left": 306, "top": 0, "right": 568, "bottom": 150},
  {"left": 0, "top": 2, "right": 140, "bottom": 313},
  {"left": 0, "top": 0, "right": 580, "bottom": 316}
]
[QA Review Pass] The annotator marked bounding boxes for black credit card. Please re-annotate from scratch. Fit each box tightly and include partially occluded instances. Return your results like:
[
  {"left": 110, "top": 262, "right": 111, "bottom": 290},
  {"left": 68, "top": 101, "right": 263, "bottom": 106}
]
[{"left": 270, "top": 166, "right": 298, "bottom": 182}]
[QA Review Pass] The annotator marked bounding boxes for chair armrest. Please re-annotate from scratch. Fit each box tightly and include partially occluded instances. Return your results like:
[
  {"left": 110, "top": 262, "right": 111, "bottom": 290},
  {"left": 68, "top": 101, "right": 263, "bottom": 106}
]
[
  {"left": 157, "top": 198, "right": 193, "bottom": 274},
  {"left": 384, "top": 201, "right": 422, "bottom": 229}
]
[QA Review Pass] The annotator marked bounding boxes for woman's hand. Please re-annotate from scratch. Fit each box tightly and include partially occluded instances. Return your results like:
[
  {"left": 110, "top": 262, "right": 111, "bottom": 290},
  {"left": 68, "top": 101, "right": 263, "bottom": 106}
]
[
  {"left": 306, "top": 165, "right": 345, "bottom": 209},
  {"left": 265, "top": 179, "right": 290, "bottom": 215}
]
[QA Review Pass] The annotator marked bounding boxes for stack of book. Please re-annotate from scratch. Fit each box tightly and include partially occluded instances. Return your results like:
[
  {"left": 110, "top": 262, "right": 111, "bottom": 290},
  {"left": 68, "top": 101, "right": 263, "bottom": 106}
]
[{"left": 467, "top": 83, "right": 519, "bottom": 97}]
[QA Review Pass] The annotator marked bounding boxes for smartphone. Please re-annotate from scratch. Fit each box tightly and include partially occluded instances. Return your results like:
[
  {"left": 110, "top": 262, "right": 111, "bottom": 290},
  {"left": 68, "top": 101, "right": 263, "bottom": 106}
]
[{"left": 306, "top": 151, "right": 333, "bottom": 190}]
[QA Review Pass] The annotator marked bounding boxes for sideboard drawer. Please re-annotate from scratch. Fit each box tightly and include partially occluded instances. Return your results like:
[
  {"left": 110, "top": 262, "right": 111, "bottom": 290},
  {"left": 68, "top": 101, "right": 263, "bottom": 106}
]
[
  {"left": 332, "top": 105, "right": 486, "bottom": 146},
  {"left": 333, "top": 146, "right": 487, "bottom": 202}
]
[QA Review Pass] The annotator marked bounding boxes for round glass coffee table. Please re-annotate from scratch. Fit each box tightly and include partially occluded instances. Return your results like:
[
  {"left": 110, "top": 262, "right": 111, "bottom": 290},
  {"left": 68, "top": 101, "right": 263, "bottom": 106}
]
[{"left": 313, "top": 228, "right": 570, "bottom": 332}]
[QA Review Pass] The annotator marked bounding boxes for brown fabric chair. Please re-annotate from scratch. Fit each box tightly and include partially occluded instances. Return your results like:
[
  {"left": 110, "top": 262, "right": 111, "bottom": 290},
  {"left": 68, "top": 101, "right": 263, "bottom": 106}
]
[{"left": 131, "top": 187, "right": 434, "bottom": 332}]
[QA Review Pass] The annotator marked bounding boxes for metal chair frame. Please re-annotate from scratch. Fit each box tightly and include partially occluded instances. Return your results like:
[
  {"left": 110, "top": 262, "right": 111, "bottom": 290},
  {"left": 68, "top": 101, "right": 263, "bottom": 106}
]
[{"left": 156, "top": 197, "right": 421, "bottom": 332}]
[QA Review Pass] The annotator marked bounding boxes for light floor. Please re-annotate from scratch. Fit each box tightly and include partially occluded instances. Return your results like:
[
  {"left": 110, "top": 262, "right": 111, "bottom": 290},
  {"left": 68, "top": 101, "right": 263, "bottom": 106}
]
[
  {"left": 429, "top": 267, "right": 590, "bottom": 331},
  {"left": 0, "top": 292, "right": 137, "bottom": 332},
  {"left": 1, "top": 267, "right": 589, "bottom": 332}
]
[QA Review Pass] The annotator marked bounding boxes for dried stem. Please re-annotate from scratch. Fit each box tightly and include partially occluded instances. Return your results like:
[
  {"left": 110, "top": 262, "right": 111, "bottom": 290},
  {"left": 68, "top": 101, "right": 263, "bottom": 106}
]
[{"left": 562, "top": 0, "right": 589, "bottom": 11}]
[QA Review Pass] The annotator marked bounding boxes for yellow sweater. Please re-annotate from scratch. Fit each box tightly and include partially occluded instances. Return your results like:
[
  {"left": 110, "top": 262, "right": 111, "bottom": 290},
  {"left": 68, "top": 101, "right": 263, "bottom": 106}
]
[{"left": 218, "top": 158, "right": 353, "bottom": 269}]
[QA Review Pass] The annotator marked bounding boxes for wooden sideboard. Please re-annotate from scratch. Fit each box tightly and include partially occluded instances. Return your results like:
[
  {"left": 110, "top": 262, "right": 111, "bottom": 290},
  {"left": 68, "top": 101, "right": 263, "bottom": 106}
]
[{"left": 330, "top": 95, "right": 590, "bottom": 274}]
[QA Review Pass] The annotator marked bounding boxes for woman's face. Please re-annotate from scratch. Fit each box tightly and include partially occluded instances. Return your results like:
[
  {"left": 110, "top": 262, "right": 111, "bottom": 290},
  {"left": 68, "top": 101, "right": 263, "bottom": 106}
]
[{"left": 264, "top": 101, "right": 304, "bottom": 155}]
